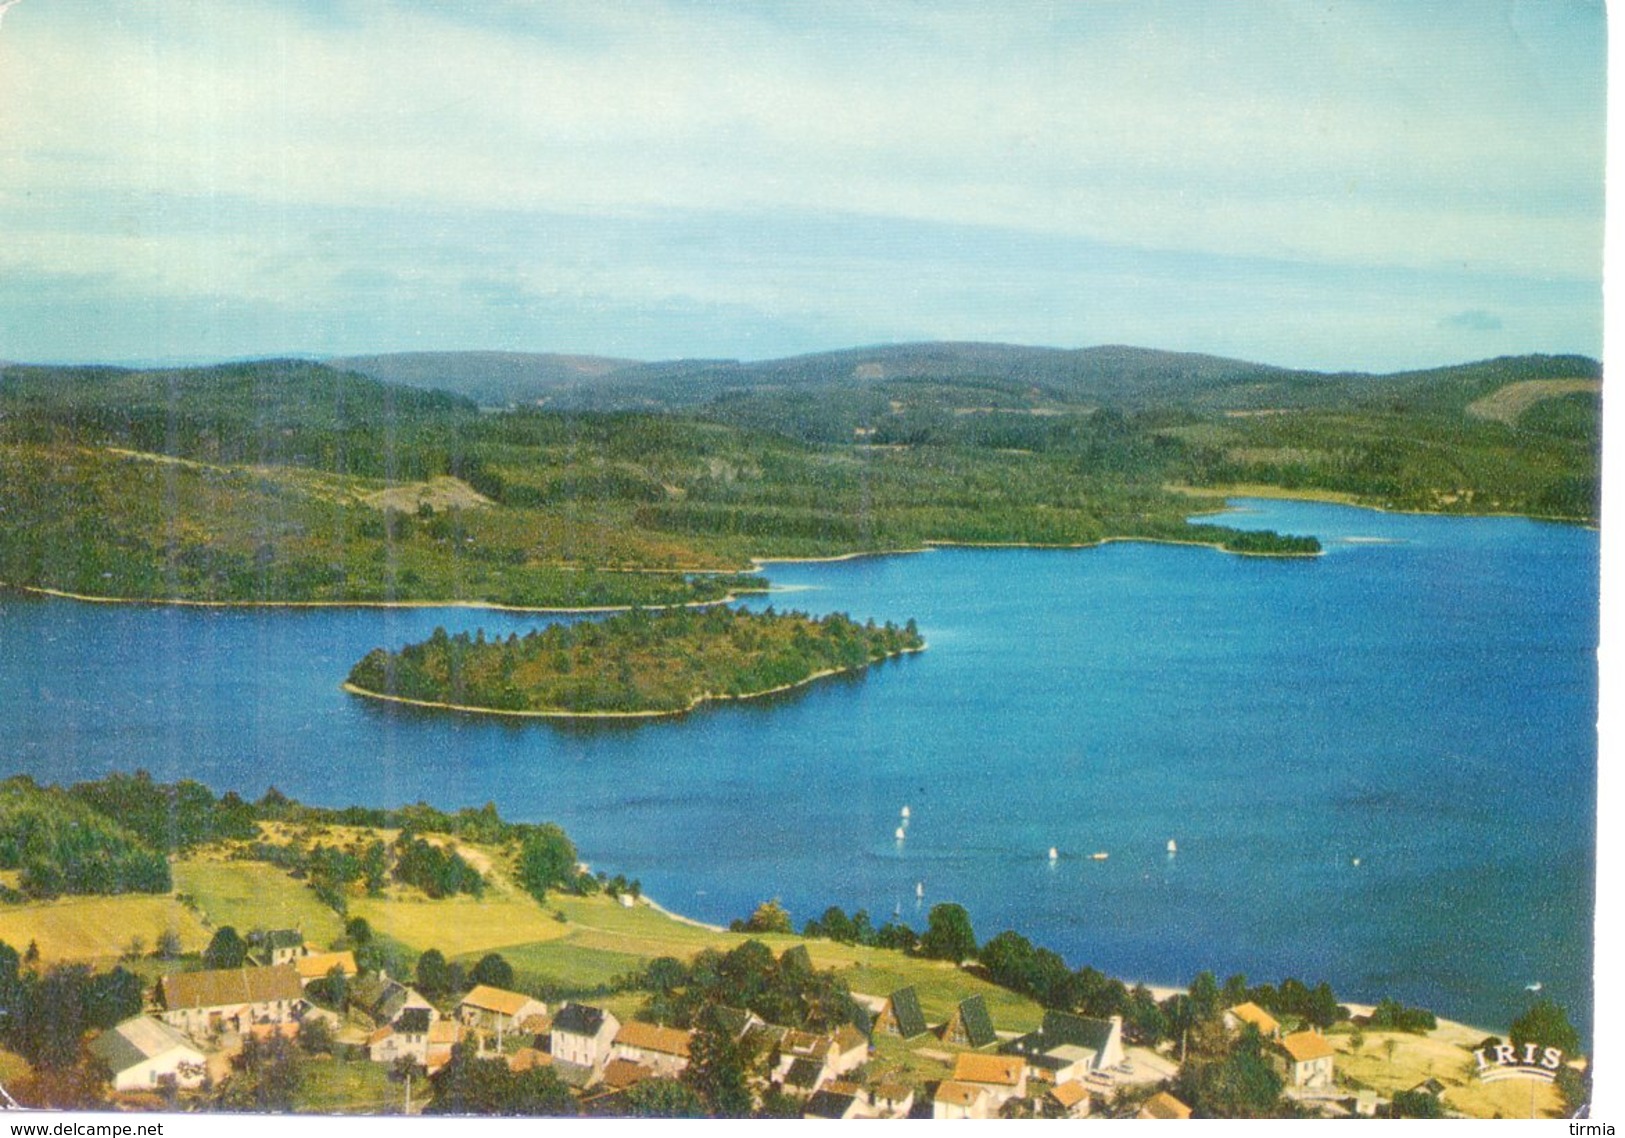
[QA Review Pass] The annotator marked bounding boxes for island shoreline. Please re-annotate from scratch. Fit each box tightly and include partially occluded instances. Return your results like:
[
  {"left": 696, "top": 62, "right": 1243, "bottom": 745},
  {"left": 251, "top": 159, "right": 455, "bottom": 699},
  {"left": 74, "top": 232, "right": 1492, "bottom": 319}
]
[{"left": 340, "top": 642, "right": 926, "bottom": 720}]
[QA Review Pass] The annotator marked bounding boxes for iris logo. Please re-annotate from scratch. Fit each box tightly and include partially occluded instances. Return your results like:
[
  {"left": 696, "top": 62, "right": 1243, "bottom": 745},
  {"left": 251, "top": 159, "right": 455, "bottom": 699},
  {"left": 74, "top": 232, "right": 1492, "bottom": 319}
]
[{"left": 1472, "top": 1041, "right": 1566, "bottom": 1083}]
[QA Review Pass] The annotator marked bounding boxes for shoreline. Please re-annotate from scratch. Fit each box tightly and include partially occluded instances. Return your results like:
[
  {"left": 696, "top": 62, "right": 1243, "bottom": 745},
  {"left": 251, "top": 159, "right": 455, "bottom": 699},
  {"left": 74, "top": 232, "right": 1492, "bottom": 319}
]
[
  {"left": 1169, "top": 482, "right": 1598, "bottom": 529},
  {"left": 19, "top": 488, "right": 1570, "bottom": 615},
  {"left": 0, "top": 581, "right": 758, "bottom": 616},
  {"left": 340, "top": 643, "right": 926, "bottom": 720}
]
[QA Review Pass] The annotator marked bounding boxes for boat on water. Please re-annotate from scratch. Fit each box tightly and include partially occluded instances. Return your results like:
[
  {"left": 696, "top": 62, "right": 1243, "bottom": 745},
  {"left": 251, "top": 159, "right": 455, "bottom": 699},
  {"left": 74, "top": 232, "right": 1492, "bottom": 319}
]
[
  {"left": 1167, "top": 839, "right": 1177, "bottom": 855},
  {"left": 1048, "top": 847, "right": 1058, "bottom": 861},
  {"left": 1091, "top": 852, "right": 1109, "bottom": 861}
]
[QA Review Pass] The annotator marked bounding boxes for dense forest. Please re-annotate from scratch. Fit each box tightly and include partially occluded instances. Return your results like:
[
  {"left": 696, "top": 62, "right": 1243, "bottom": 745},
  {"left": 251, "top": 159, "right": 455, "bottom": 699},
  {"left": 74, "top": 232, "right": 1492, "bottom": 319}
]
[
  {"left": 0, "top": 778, "right": 172, "bottom": 899},
  {"left": 0, "top": 772, "right": 584, "bottom": 909},
  {"left": 346, "top": 606, "right": 925, "bottom": 715},
  {"left": 0, "top": 347, "right": 1597, "bottom": 608}
]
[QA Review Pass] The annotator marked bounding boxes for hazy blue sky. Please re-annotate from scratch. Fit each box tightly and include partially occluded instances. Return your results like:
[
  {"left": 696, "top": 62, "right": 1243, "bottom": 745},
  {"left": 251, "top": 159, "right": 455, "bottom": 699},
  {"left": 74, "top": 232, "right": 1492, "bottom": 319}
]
[{"left": 0, "top": 1, "right": 1605, "bottom": 369}]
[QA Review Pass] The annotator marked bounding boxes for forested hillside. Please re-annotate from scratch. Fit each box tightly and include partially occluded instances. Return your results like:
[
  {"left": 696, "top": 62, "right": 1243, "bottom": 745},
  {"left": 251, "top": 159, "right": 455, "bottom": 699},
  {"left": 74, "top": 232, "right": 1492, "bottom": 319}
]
[{"left": 0, "top": 344, "right": 1595, "bottom": 608}]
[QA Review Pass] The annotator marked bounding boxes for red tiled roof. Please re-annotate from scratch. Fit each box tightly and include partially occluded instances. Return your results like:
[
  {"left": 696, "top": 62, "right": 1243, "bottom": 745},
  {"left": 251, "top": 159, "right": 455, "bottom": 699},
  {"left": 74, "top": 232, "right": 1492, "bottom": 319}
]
[
  {"left": 1226, "top": 1001, "right": 1281, "bottom": 1035},
  {"left": 614, "top": 1021, "right": 692, "bottom": 1057},
  {"left": 1280, "top": 1031, "right": 1336, "bottom": 1063},
  {"left": 934, "top": 1080, "right": 987, "bottom": 1107},
  {"left": 1140, "top": 1091, "right": 1193, "bottom": 1119},
  {"left": 951, "top": 1052, "right": 1024, "bottom": 1087},
  {"left": 460, "top": 985, "right": 541, "bottom": 1017}
]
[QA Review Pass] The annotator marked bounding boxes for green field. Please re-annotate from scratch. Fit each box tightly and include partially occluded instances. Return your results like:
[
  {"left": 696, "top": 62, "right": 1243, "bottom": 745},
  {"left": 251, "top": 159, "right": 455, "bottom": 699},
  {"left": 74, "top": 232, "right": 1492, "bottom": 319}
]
[
  {"left": 294, "top": 1055, "right": 404, "bottom": 1115},
  {"left": 173, "top": 860, "right": 348, "bottom": 946},
  {"left": 348, "top": 891, "right": 572, "bottom": 959},
  {"left": 0, "top": 894, "right": 211, "bottom": 963}
]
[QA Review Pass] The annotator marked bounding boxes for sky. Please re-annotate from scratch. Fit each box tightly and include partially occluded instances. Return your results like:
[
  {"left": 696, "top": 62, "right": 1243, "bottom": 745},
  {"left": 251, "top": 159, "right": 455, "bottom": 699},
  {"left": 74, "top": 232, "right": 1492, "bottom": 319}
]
[{"left": 0, "top": 0, "right": 1606, "bottom": 370}]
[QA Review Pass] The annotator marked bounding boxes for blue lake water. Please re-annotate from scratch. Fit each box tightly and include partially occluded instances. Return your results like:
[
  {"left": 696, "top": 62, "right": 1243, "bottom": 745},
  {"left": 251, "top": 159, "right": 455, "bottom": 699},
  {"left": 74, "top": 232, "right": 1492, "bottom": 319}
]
[{"left": 0, "top": 499, "right": 1597, "bottom": 1037}]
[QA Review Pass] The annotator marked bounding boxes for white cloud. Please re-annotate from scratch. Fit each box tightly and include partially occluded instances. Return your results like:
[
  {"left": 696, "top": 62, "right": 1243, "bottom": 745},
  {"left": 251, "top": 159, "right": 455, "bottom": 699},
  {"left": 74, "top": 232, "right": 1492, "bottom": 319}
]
[{"left": 0, "top": 0, "right": 1603, "bottom": 364}]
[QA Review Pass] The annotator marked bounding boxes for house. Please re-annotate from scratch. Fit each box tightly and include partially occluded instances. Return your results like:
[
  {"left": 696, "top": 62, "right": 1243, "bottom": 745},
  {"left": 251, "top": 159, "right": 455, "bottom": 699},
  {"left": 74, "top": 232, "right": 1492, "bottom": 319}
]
[
  {"left": 780, "top": 1056, "right": 827, "bottom": 1096},
  {"left": 1224, "top": 1001, "right": 1282, "bottom": 1039},
  {"left": 1138, "top": 1090, "right": 1193, "bottom": 1119},
  {"left": 294, "top": 951, "right": 358, "bottom": 988},
  {"left": 1001, "top": 1011, "right": 1124, "bottom": 1082},
  {"left": 369, "top": 1006, "right": 434, "bottom": 1065},
  {"left": 1043, "top": 1079, "right": 1092, "bottom": 1119},
  {"left": 457, "top": 985, "right": 548, "bottom": 1035},
  {"left": 829, "top": 1024, "right": 869, "bottom": 1076},
  {"left": 943, "top": 994, "right": 997, "bottom": 1049},
  {"left": 551, "top": 1003, "right": 620, "bottom": 1073},
  {"left": 425, "top": 1020, "right": 466, "bottom": 1074},
  {"left": 949, "top": 1052, "right": 1026, "bottom": 1108},
  {"left": 349, "top": 974, "right": 434, "bottom": 1029},
  {"left": 804, "top": 1089, "right": 861, "bottom": 1120},
  {"left": 932, "top": 1080, "right": 992, "bottom": 1120},
  {"left": 868, "top": 1081, "right": 915, "bottom": 1118},
  {"left": 90, "top": 1016, "right": 207, "bottom": 1092},
  {"left": 704, "top": 1005, "right": 764, "bottom": 1041},
  {"left": 250, "top": 929, "right": 308, "bottom": 967},
  {"left": 874, "top": 986, "right": 929, "bottom": 1040},
  {"left": 1276, "top": 1030, "right": 1336, "bottom": 1088},
  {"left": 158, "top": 965, "right": 305, "bottom": 1037},
  {"left": 611, "top": 1020, "right": 693, "bottom": 1077}
]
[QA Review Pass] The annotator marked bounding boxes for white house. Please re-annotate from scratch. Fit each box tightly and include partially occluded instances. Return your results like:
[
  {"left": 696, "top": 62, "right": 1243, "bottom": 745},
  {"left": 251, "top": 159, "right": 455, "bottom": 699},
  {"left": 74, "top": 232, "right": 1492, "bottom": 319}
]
[
  {"left": 251, "top": 929, "right": 309, "bottom": 967},
  {"left": 550, "top": 1003, "right": 620, "bottom": 1073},
  {"left": 90, "top": 1016, "right": 207, "bottom": 1092},
  {"left": 932, "top": 1080, "right": 991, "bottom": 1120},
  {"left": 949, "top": 1053, "right": 1027, "bottom": 1110},
  {"left": 1277, "top": 1030, "right": 1336, "bottom": 1088},
  {"left": 1224, "top": 1001, "right": 1282, "bottom": 1039}
]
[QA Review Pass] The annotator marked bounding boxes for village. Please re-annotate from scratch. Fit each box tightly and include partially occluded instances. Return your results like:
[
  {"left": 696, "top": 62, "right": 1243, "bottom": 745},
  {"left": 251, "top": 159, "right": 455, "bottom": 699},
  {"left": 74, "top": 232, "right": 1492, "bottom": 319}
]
[{"left": 78, "top": 919, "right": 1484, "bottom": 1120}]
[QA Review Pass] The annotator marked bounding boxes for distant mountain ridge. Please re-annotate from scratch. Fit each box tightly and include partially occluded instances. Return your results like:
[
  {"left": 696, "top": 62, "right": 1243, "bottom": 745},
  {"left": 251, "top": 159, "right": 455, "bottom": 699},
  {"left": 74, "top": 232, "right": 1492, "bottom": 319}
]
[{"left": 326, "top": 343, "right": 1599, "bottom": 414}]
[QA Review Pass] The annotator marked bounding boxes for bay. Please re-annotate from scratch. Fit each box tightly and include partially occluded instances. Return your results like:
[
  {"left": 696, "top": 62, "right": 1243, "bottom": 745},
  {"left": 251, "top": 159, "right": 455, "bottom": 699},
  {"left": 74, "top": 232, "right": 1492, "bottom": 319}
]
[{"left": 0, "top": 499, "right": 1597, "bottom": 1037}]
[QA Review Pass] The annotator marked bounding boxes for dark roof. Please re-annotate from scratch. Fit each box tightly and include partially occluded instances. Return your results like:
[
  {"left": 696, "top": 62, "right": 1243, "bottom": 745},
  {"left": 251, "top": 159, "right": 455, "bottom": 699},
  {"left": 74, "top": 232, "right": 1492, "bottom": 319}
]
[
  {"left": 804, "top": 1090, "right": 857, "bottom": 1118},
  {"left": 784, "top": 1056, "right": 825, "bottom": 1089},
  {"left": 374, "top": 982, "right": 412, "bottom": 1024},
  {"left": 1002, "top": 1011, "right": 1118, "bottom": 1071},
  {"left": 707, "top": 1005, "right": 753, "bottom": 1039},
  {"left": 1040, "top": 1009, "right": 1115, "bottom": 1053},
  {"left": 553, "top": 1003, "right": 608, "bottom": 1037},
  {"left": 955, "top": 995, "right": 998, "bottom": 1048},
  {"left": 779, "top": 944, "right": 813, "bottom": 973},
  {"left": 90, "top": 1016, "right": 199, "bottom": 1073},
  {"left": 396, "top": 1007, "right": 432, "bottom": 1034},
  {"left": 256, "top": 929, "right": 305, "bottom": 950},
  {"left": 882, "top": 986, "right": 929, "bottom": 1039}
]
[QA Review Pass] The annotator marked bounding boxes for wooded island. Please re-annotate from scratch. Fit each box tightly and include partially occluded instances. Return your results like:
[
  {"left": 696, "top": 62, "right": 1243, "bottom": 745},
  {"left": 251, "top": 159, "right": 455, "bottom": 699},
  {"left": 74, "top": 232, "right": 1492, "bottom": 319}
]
[{"left": 345, "top": 606, "right": 925, "bottom": 716}]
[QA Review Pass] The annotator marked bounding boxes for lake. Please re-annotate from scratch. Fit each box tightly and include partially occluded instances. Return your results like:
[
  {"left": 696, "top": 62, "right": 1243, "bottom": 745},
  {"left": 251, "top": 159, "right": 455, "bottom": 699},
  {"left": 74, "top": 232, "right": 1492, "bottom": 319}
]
[{"left": 0, "top": 499, "right": 1597, "bottom": 1037}]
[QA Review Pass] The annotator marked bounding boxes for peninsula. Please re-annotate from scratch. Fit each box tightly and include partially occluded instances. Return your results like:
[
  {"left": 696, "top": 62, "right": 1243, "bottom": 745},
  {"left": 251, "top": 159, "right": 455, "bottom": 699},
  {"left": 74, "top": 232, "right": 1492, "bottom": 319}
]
[
  {"left": 4, "top": 345, "right": 1597, "bottom": 611},
  {"left": 344, "top": 606, "right": 925, "bottom": 717}
]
